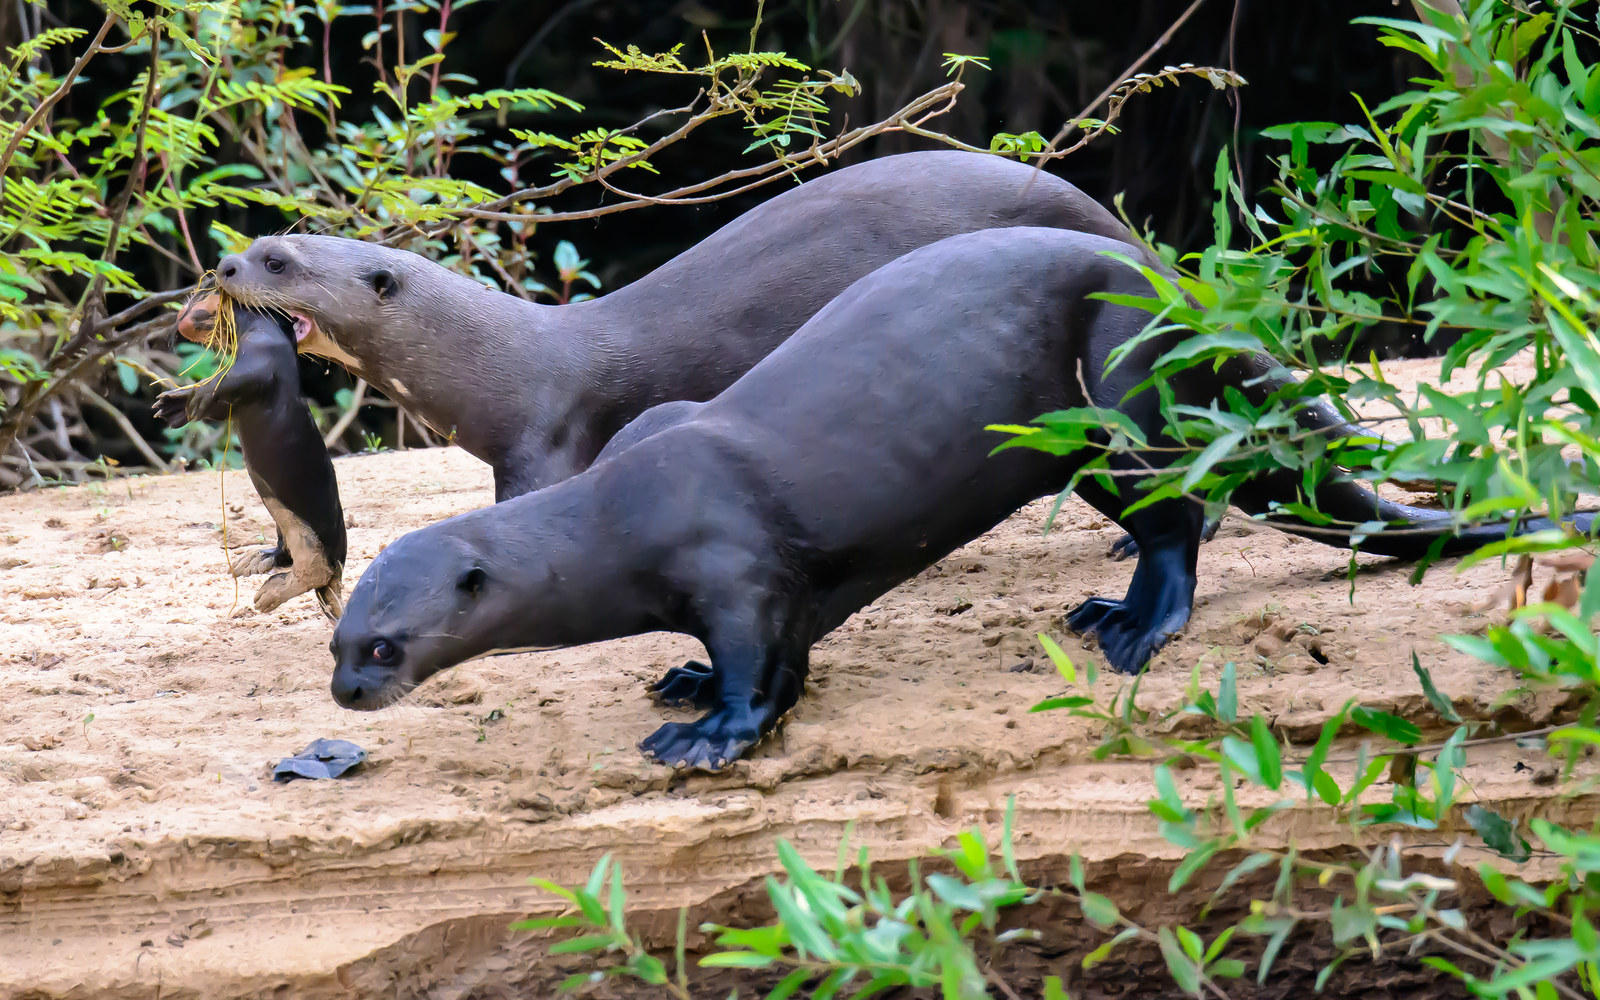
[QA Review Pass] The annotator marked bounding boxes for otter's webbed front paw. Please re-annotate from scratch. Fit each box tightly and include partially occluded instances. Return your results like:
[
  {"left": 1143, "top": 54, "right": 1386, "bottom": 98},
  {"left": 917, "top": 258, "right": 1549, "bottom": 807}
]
[
  {"left": 639, "top": 706, "right": 764, "bottom": 772},
  {"left": 1065, "top": 596, "right": 1189, "bottom": 674},
  {"left": 646, "top": 660, "right": 719, "bottom": 709}
]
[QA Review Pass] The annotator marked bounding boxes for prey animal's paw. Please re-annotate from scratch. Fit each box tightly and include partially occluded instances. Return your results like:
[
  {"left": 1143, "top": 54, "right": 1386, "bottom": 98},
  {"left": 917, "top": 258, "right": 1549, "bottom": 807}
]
[
  {"left": 1065, "top": 597, "right": 1188, "bottom": 675},
  {"left": 253, "top": 570, "right": 310, "bottom": 613},
  {"left": 153, "top": 386, "right": 202, "bottom": 429},
  {"left": 639, "top": 708, "right": 762, "bottom": 772},
  {"left": 646, "top": 660, "right": 719, "bottom": 709},
  {"left": 229, "top": 545, "right": 289, "bottom": 577}
]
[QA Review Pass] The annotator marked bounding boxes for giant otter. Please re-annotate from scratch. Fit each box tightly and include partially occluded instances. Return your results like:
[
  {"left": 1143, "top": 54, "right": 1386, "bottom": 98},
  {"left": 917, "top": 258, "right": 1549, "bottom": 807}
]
[
  {"left": 211, "top": 150, "right": 1158, "bottom": 501},
  {"left": 324, "top": 228, "right": 1591, "bottom": 770}
]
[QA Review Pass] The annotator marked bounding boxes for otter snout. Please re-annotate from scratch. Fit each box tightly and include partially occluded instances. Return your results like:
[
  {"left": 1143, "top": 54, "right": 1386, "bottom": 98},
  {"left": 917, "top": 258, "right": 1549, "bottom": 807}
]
[
  {"left": 330, "top": 660, "right": 401, "bottom": 710},
  {"left": 329, "top": 628, "right": 412, "bottom": 710}
]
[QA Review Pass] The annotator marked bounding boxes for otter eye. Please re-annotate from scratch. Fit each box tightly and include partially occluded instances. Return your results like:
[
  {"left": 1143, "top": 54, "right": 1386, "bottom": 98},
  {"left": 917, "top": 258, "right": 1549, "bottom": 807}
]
[
  {"left": 458, "top": 567, "right": 486, "bottom": 598},
  {"left": 368, "top": 268, "right": 397, "bottom": 300},
  {"left": 369, "top": 639, "right": 398, "bottom": 665},
  {"left": 265, "top": 256, "right": 286, "bottom": 274}
]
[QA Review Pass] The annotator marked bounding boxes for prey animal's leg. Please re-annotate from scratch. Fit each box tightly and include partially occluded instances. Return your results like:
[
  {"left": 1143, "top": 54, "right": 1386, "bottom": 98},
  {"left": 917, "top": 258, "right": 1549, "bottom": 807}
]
[{"left": 1068, "top": 479, "right": 1204, "bottom": 674}]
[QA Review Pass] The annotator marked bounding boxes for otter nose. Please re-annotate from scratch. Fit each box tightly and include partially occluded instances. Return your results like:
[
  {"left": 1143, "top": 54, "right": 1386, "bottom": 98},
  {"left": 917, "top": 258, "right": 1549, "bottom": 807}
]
[
  {"left": 218, "top": 255, "right": 240, "bottom": 280},
  {"left": 330, "top": 665, "right": 366, "bottom": 707}
]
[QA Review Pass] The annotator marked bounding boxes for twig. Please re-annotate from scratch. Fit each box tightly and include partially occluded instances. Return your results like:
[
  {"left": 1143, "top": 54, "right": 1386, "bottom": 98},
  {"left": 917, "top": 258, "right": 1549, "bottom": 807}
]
[
  {"left": 1036, "top": 0, "right": 1209, "bottom": 161},
  {"left": 53, "top": 24, "right": 162, "bottom": 365},
  {"left": 323, "top": 379, "right": 368, "bottom": 449},
  {"left": 0, "top": 312, "right": 173, "bottom": 463},
  {"left": 463, "top": 230, "right": 532, "bottom": 301},
  {"left": 1315, "top": 725, "right": 1560, "bottom": 765},
  {"left": 77, "top": 384, "right": 170, "bottom": 473},
  {"left": 445, "top": 83, "right": 962, "bottom": 228},
  {"left": 0, "top": 12, "right": 115, "bottom": 197}
]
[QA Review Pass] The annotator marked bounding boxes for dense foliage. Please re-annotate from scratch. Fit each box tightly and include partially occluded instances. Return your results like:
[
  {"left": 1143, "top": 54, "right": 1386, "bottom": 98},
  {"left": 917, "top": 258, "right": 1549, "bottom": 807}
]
[{"left": 0, "top": 0, "right": 984, "bottom": 489}]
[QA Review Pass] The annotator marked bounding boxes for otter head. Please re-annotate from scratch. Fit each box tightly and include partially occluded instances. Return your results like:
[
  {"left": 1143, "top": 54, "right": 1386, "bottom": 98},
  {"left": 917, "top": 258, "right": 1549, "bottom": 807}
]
[
  {"left": 215, "top": 234, "right": 412, "bottom": 367},
  {"left": 328, "top": 518, "right": 538, "bottom": 711}
]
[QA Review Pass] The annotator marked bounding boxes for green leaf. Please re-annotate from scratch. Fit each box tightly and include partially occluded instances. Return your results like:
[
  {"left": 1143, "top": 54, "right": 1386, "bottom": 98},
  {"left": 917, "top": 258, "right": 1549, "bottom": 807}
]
[
  {"left": 630, "top": 953, "right": 667, "bottom": 985},
  {"left": 1477, "top": 864, "right": 1516, "bottom": 906},
  {"left": 926, "top": 873, "right": 984, "bottom": 911},
  {"left": 1038, "top": 633, "right": 1076, "bottom": 684},
  {"left": 573, "top": 891, "right": 607, "bottom": 929},
  {"left": 1082, "top": 926, "right": 1139, "bottom": 970},
  {"left": 1257, "top": 919, "right": 1296, "bottom": 984},
  {"left": 607, "top": 864, "right": 628, "bottom": 933},
  {"left": 1182, "top": 430, "right": 1246, "bottom": 492},
  {"left": 1485, "top": 946, "right": 1582, "bottom": 992},
  {"left": 548, "top": 933, "right": 616, "bottom": 955},
  {"left": 1350, "top": 706, "right": 1421, "bottom": 745},
  {"left": 1031, "top": 696, "right": 1095, "bottom": 712},
  {"left": 767, "top": 968, "right": 813, "bottom": 1000},
  {"left": 1217, "top": 661, "right": 1238, "bottom": 723},
  {"left": 1158, "top": 926, "right": 1203, "bottom": 996},
  {"left": 699, "top": 951, "right": 776, "bottom": 968},
  {"left": 584, "top": 854, "right": 612, "bottom": 900},
  {"left": 1411, "top": 652, "right": 1461, "bottom": 723},
  {"left": 1169, "top": 841, "right": 1221, "bottom": 893},
  {"left": 1250, "top": 715, "right": 1282, "bottom": 790},
  {"left": 1432, "top": 726, "right": 1465, "bottom": 811},
  {"left": 1079, "top": 891, "right": 1119, "bottom": 928},
  {"left": 1465, "top": 805, "right": 1532, "bottom": 862}
]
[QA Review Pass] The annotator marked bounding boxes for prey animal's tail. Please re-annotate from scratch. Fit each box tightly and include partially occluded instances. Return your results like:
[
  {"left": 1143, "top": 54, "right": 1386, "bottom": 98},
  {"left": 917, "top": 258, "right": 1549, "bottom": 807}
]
[{"left": 1226, "top": 357, "right": 1596, "bottom": 557}]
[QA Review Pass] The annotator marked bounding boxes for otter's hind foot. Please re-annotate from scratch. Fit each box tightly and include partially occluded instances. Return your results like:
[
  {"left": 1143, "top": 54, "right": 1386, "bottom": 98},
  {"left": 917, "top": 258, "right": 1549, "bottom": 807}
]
[
  {"left": 646, "top": 660, "right": 719, "bottom": 709},
  {"left": 639, "top": 707, "right": 763, "bottom": 772},
  {"left": 229, "top": 545, "right": 290, "bottom": 577}
]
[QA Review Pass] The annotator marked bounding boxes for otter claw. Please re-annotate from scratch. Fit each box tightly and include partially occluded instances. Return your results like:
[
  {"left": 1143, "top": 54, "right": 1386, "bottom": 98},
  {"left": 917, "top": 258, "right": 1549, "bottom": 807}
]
[{"left": 640, "top": 710, "right": 759, "bottom": 771}]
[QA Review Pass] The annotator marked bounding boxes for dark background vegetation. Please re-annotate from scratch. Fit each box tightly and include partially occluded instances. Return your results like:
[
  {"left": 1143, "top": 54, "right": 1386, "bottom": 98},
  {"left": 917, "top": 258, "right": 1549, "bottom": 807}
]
[{"left": 5, "top": 0, "right": 1420, "bottom": 466}]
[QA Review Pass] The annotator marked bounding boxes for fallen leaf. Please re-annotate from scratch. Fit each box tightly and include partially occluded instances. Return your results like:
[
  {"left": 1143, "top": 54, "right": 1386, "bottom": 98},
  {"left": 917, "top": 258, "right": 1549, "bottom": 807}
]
[{"left": 1541, "top": 573, "right": 1583, "bottom": 611}]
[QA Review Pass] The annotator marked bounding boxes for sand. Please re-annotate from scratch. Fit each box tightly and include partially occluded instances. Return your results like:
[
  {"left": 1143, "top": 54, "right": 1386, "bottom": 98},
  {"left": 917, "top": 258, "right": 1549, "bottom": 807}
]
[{"left": 0, "top": 356, "right": 1593, "bottom": 998}]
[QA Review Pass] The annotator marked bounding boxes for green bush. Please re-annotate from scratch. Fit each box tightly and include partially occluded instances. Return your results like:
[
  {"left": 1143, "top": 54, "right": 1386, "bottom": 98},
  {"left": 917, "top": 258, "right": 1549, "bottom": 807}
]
[{"left": 0, "top": 0, "right": 980, "bottom": 486}]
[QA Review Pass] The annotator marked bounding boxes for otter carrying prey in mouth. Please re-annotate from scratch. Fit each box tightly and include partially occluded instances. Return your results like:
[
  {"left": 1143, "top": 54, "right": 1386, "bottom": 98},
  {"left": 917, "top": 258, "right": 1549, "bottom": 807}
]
[
  {"left": 326, "top": 227, "right": 1594, "bottom": 772},
  {"left": 207, "top": 152, "right": 1156, "bottom": 504}
]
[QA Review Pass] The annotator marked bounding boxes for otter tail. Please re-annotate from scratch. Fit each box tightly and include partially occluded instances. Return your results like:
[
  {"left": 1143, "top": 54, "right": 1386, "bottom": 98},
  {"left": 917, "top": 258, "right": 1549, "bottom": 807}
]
[{"left": 1226, "top": 362, "right": 1595, "bottom": 556}]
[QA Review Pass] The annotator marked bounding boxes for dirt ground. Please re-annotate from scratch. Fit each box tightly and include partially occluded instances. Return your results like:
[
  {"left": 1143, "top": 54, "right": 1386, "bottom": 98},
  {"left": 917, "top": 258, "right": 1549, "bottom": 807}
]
[{"left": 1, "top": 356, "right": 1596, "bottom": 999}]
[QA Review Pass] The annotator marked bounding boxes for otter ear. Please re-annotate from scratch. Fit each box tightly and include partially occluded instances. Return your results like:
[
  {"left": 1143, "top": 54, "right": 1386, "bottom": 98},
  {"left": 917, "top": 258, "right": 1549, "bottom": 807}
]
[
  {"left": 457, "top": 566, "right": 486, "bottom": 598},
  {"left": 368, "top": 269, "right": 398, "bottom": 301}
]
